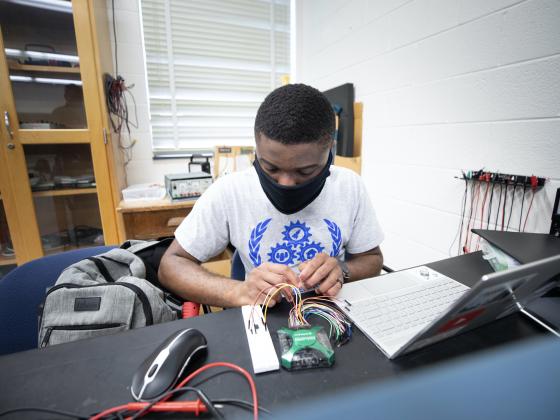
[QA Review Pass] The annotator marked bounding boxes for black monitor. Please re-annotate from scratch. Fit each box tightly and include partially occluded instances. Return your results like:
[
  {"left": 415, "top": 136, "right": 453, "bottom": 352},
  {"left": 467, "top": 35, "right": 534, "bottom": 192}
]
[{"left": 322, "top": 83, "right": 354, "bottom": 157}]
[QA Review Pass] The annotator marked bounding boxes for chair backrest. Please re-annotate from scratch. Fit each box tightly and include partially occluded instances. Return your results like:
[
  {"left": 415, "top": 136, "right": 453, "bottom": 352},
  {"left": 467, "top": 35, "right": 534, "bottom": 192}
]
[
  {"left": 0, "top": 246, "right": 115, "bottom": 355},
  {"left": 230, "top": 249, "right": 245, "bottom": 280}
]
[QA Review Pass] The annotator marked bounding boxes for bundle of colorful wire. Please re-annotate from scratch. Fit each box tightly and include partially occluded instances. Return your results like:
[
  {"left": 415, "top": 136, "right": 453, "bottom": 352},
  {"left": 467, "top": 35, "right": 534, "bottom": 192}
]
[
  {"left": 289, "top": 296, "right": 352, "bottom": 346},
  {"left": 251, "top": 283, "right": 352, "bottom": 347}
]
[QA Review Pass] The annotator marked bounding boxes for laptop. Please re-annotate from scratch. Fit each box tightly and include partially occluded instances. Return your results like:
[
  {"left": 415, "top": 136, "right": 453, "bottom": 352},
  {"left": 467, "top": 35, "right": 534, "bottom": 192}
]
[{"left": 336, "top": 254, "right": 560, "bottom": 359}]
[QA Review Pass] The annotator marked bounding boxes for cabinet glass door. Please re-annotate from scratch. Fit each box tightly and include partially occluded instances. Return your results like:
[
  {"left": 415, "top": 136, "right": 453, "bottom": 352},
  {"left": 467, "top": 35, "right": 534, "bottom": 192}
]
[
  {"left": 0, "top": 196, "right": 16, "bottom": 277},
  {"left": 0, "top": 0, "right": 86, "bottom": 130},
  {"left": 25, "top": 143, "right": 103, "bottom": 254}
]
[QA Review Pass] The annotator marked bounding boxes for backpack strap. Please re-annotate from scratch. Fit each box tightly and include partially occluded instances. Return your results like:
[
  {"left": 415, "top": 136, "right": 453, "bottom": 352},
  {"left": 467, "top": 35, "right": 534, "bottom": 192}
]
[
  {"left": 99, "top": 255, "right": 133, "bottom": 276},
  {"left": 87, "top": 257, "right": 116, "bottom": 283}
]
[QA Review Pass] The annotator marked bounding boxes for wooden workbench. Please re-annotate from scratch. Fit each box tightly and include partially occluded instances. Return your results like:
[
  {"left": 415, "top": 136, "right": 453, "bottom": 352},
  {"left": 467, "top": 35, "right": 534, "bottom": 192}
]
[
  {"left": 116, "top": 198, "right": 231, "bottom": 276},
  {"left": 116, "top": 198, "right": 195, "bottom": 241}
]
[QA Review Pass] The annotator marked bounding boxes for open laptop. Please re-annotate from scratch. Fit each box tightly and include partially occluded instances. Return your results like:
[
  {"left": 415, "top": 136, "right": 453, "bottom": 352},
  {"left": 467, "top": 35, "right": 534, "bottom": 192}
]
[{"left": 336, "top": 254, "right": 560, "bottom": 359}]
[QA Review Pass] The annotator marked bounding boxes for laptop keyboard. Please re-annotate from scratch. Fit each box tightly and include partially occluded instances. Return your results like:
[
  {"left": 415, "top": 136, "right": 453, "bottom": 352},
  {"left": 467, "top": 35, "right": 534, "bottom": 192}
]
[{"left": 346, "top": 277, "right": 469, "bottom": 339}]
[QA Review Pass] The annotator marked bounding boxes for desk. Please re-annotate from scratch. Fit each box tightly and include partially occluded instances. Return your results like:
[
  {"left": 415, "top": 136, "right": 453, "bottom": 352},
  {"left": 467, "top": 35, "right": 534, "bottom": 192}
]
[
  {"left": 472, "top": 229, "right": 560, "bottom": 331},
  {"left": 116, "top": 198, "right": 196, "bottom": 241},
  {"left": 115, "top": 199, "right": 231, "bottom": 275},
  {"left": 0, "top": 252, "right": 547, "bottom": 419},
  {"left": 472, "top": 229, "right": 560, "bottom": 264}
]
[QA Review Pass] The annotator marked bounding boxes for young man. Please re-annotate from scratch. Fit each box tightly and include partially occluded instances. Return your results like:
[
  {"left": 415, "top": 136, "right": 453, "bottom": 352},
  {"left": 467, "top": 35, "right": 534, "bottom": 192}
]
[{"left": 159, "top": 84, "right": 384, "bottom": 307}]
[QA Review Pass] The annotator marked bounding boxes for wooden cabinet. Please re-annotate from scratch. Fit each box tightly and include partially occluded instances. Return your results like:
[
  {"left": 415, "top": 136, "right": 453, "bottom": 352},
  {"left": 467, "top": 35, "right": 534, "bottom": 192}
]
[
  {"left": 116, "top": 199, "right": 196, "bottom": 241},
  {"left": 0, "top": 0, "right": 123, "bottom": 266}
]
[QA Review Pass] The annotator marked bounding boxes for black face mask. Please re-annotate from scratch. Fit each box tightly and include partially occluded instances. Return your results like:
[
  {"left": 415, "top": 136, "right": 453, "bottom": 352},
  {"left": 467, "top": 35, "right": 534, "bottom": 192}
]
[{"left": 253, "top": 151, "right": 333, "bottom": 214}]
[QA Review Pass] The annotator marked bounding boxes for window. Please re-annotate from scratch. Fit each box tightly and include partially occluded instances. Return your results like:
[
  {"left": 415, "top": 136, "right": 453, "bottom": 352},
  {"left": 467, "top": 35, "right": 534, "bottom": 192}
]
[{"left": 140, "top": 0, "right": 291, "bottom": 155}]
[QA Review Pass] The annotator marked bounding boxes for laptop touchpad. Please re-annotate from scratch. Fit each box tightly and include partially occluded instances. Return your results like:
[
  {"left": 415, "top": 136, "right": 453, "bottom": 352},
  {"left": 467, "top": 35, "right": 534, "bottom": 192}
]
[{"left": 362, "top": 270, "right": 422, "bottom": 295}]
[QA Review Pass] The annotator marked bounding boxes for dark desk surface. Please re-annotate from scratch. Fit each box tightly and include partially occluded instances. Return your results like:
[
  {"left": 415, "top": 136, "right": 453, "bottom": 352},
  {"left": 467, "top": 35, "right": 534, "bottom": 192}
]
[
  {"left": 471, "top": 229, "right": 560, "bottom": 329},
  {"left": 0, "top": 252, "right": 547, "bottom": 419},
  {"left": 472, "top": 229, "right": 560, "bottom": 264}
]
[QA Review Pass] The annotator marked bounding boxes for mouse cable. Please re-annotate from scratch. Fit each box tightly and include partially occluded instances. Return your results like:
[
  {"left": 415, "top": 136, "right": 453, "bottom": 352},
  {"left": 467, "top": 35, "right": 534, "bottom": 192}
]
[
  {"left": 0, "top": 407, "right": 87, "bottom": 419},
  {"left": 213, "top": 399, "right": 273, "bottom": 416}
]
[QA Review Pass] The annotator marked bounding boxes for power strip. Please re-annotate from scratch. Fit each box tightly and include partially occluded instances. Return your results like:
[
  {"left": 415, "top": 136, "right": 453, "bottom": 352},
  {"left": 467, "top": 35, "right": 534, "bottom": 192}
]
[{"left": 241, "top": 305, "right": 280, "bottom": 374}]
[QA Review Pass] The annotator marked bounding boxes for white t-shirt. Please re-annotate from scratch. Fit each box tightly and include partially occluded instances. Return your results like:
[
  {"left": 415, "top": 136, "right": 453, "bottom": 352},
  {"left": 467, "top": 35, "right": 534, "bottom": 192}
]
[{"left": 174, "top": 166, "right": 384, "bottom": 274}]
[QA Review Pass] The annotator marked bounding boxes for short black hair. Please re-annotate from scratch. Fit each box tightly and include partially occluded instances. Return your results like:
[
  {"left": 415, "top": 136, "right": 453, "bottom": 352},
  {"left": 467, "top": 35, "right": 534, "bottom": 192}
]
[{"left": 254, "top": 83, "right": 335, "bottom": 145}]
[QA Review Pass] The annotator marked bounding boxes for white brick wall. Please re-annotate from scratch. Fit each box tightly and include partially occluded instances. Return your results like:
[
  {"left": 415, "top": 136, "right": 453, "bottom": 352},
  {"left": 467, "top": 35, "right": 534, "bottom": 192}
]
[{"left": 296, "top": 0, "right": 560, "bottom": 269}]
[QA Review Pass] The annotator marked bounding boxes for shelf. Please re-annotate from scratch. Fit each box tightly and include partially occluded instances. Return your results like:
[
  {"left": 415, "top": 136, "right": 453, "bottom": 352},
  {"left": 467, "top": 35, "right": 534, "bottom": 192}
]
[
  {"left": 18, "top": 129, "right": 90, "bottom": 143},
  {"left": 0, "top": 255, "right": 17, "bottom": 267},
  {"left": 117, "top": 198, "right": 196, "bottom": 214},
  {"left": 8, "top": 62, "right": 80, "bottom": 74},
  {"left": 32, "top": 187, "right": 97, "bottom": 198}
]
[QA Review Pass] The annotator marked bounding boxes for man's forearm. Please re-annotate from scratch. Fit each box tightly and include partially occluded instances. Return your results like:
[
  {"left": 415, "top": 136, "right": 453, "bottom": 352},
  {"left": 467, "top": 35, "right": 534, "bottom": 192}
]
[
  {"left": 346, "top": 251, "right": 383, "bottom": 282},
  {"left": 159, "top": 252, "right": 242, "bottom": 308}
]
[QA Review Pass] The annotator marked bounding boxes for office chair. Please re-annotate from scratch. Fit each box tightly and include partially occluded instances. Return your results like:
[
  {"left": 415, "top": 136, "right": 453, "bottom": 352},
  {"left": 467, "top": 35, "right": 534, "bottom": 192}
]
[
  {"left": 0, "top": 245, "right": 115, "bottom": 355},
  {"left": 230, "top": 249, "right": 246, "bottom": 280}
]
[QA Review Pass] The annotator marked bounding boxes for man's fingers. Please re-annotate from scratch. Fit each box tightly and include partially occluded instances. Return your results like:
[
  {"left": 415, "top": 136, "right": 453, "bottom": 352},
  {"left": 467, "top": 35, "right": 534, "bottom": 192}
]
[
  {"left": 322, "top": 280, "right": 342, "bottom": 297},
  {"left": 259, "top": 262, "right": 299, "bottom": 285},
  {"left": 256, "top": 268, "right": 286, "bottom": 287},
  {"left": 298, "top": 253, "right": 329, "bottom": 282},
  {"left": 316, "top": 269, "right": 340, "bottom": 295},
  {"left": 246, "top": 279, "right": 281, "bottom": 305},
  {"left": 303, "top": 257, "right": 338, "bottom": 289}
]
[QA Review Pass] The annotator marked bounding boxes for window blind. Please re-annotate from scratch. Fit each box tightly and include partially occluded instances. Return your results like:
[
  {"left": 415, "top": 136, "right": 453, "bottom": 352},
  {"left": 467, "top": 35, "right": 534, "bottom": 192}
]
[{"left": 140, "top": 0, "right": 291, "bottom": 153}]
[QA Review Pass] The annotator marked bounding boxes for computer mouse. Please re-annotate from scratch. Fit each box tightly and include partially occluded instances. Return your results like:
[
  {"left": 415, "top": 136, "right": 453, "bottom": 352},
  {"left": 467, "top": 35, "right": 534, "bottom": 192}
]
[{"left": 131, "top": 328, "right": 207, "bottom": 401}]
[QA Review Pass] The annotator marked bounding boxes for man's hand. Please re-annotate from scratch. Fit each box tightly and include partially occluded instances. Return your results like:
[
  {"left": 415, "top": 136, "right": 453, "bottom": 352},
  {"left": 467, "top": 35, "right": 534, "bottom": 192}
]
[
  {"left": 235, "top": 262, "right": 299, "bottom": 307},
  {"left": 298, "top": 253, "right": 343, "bottom": 297}
]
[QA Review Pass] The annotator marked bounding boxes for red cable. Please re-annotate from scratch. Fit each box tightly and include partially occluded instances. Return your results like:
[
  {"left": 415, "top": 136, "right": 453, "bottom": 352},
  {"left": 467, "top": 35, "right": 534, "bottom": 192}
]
[
  {"left": 463, "top": 182, "right": 478, "bottom": 253},
  {"left": 522, "top": 190, "right": 536, "bottom": 232},
  {"left": 127, "top": 401, "right": 207, "bottom": 414},
  {"left": 479, "top": 181, "right": 489, "bottom": 228},
  {"left": 91, "top": 362, "right": 258, "bottom": 420},
  {"left": 466, "top": 182, "right": 481, "bottom": 253},
  {"left": 90, "top": 401, "right": 207, "bottom": 420},
  {"left": 475, "top": 181, "right": 490, "bottom": 250},
  {"left": 173, "top": 362, "right": 258, "bottom": 420},
  {"left": 501, "top": 184, "right": 508, "bottom": 231}
]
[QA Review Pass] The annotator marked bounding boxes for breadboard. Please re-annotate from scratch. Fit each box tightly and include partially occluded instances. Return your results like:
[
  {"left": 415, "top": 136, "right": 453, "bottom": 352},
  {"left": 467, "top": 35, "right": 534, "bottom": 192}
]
[{"left": 241, "top": 305, "right": 279, "bottom": 374}]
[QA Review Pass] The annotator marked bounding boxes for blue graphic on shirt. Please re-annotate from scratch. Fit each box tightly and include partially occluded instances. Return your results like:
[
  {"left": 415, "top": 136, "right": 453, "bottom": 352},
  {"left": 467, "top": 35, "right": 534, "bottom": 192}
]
[
  {"left": 248, "top": 218, "right": 272, "bottom": 266},
  {"left": 297, "top": 241, "right": 325, "bottom": 262},
  {"left": 267, "top": 243, "right": 297, "bottom": 265},
  {"left": 282, "top": 220, "right": 311, "bottom": 245},
  {"left": 324, "top": 218, "right": 342, "bottom": 257},
  {"left": 248, "top": 218, "right": 343, "bottom": 267}
]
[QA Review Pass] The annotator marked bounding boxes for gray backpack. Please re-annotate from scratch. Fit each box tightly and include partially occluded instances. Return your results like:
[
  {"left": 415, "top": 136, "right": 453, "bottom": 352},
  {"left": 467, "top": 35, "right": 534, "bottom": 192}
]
[{"left": 38, "top": 240, "right": 180, "bottom": 348}]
